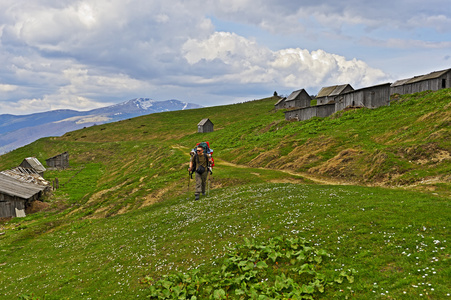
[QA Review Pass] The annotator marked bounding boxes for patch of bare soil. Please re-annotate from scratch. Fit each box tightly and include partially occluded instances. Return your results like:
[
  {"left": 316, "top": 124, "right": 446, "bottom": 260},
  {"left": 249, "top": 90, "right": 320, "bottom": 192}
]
[
  {"left": 25, "top": 200, "right": 50, "bottom": 214},
  {"left": 141, "top": 181, "right": 179, "bottom": 208},
  {"left": 88, "top": 182, "right": 127, "bottom": 205}
]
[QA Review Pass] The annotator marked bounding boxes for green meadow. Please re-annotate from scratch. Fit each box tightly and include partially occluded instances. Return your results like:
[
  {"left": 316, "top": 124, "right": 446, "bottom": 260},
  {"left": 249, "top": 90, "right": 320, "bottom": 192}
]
[{"left": 0, "top": 90, "right": 450, "bottom": 299}]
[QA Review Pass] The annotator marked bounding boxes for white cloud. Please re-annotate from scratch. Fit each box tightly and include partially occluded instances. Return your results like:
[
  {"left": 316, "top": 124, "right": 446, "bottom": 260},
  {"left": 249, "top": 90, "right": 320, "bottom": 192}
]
[
  {"left": 183, "top": 32, "right": 271, "bottom": 65},
  {"left": 0, "top": 95, "right": 111, "bottom": 115},
  {"left": 0, "top": 84, "right": 18, "bottom": 92},
  {"left": 0, "top": 0, "right": 449, "bottom": 115},
  {"left": 183, "top": 32, "right": 390, "bottom": 89}
]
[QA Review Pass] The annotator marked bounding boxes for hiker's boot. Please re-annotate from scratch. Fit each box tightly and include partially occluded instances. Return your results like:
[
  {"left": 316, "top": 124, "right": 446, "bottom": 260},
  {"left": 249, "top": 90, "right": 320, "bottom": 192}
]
[
  {"left": 195, "top": 194, "right": 200, "bottom": 200},
  {"left": 202, "top": 191, "right": 206, "bottom": 196}
]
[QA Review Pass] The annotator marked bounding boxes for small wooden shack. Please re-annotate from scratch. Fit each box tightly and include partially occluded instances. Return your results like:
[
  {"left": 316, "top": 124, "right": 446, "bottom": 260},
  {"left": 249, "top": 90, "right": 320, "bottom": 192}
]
[
  {"left": 284, "top": 103, "right": 336, "bottom": 122},
  {"left": 335, "top": 83, "right": 391, "bottom": 111},
  {"left": 316, "top": 84, "right": 354, "bottom": 105},
  {"left": 274, "top": 97, "right": 287, "bottom": 110},
  {"left": 390, "top": 68, "right": 451, "bottom": 95},
  {"left": 0, "top": 171, "right": 49, "bottom": 218},
  {"left": 19, "top": 157, "right": 46, "bottom": 177},
  {"left": 198, "top": 118, "right": 214, "bottom": 133},
  {"left": 284, "top": 89, "right": 312, "bottom": 109},
  {"left": 46, "top": 152, "right": 69, "bottom": 170}
]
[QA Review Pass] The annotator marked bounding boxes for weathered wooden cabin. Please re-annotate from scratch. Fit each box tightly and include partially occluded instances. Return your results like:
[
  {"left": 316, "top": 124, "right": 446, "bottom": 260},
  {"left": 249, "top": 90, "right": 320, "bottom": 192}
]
[
  {"left": 274, "top": 97, "right": 287, "bottom": 110},
  {"left": 390, "top": 68, "right": 451, "bottom": 95},
  {"left": 285, "top": 83, "right": 391, "bottom": 122},
  {"left": 316, "top": 84, "right": 354, "bottom": 105},
  {"left": 335, "top": 83, "right": 391, "bottom": 111},
  {"left": 284, "top": 89, "right": 312, "bottom": 109},
  {"left": 198, "top": 118, "right": 214, "bottom": 133},
  {"left": 46, "top": 152, "right": 69, "bottom": 170},
  {"left": 284, "top": 103, "right": 335, "bottom": 122},
  {"left": 0, "top": 171, "right": 49, "bottom": 218},
  {"left": 19, "top": 157, "right": 46, "bottom": 177}
]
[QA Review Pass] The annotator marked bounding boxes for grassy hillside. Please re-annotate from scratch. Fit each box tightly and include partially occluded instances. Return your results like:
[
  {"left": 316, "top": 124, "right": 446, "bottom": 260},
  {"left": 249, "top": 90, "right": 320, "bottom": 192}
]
[{"left": 0, "top": 90, "right": 450, "bottom": 299}]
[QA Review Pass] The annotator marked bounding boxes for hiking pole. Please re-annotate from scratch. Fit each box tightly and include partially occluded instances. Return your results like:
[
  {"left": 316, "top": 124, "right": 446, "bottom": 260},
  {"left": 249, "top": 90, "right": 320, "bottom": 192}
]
[
  {"left": 207, "top": 167, "right": 212, "bottom": 197},
  {"left": 187, "top": 170, "right": 192, "bottom": 200}
]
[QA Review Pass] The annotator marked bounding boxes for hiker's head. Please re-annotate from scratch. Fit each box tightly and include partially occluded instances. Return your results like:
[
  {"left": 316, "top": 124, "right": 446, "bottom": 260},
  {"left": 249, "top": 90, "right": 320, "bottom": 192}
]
[{"left": 196, "top": 147, "right": 204, "bottom": 155}]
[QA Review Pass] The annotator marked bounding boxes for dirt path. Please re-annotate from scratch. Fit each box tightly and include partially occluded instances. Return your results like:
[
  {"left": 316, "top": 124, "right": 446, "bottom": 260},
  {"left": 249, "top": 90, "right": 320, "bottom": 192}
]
[
  {"left": 172, "top": 144, "right": 353, "bottom": 185},
  {"left": 173, "top": 144, "right": 449, "bottom": 192},
  {"left": 216, "top": 159, "right": 352, "bottom": 186}
]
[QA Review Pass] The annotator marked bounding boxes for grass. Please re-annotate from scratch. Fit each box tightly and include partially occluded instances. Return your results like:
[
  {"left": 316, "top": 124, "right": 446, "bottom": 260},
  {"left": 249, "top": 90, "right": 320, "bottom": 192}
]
[
  {"left": 0, "top": 184, "right": 449, "bottom": 299},
  {"left": 0, "top": 90, "right": 450, "bottom": 299}
]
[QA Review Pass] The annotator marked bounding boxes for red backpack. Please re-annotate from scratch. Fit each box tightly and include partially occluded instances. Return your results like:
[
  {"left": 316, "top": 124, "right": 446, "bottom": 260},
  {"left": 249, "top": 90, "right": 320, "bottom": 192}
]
[{"left": 191, "top": 141, "right": 214, "bottom": 167}]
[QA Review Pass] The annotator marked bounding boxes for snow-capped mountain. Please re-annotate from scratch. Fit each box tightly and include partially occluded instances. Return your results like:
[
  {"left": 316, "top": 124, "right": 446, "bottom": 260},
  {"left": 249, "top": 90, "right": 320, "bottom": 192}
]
[{"left": 0, "top": 98, "right": 202, "bottom": 154}]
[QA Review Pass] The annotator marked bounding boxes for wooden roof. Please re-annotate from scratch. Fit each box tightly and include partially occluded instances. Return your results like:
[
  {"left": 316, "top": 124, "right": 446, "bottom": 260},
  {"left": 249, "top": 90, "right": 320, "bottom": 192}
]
[
  {"left": 342, "top": 82, "right": 392, "bottom": 94},
  {"left": 391, "top": 68, "right": 451, "bottom": 87},
  {"left": 286, "top": 89, "right": 311, "bottom": 101},
  {"left": 274, "top": 97, "right": 286, "bottom": 106},
  {"left": 2, "top": 168, "right": 50, "bottom": 187},
  {"left": 317, "top": 84, "right": 353, "bottom": 98},
  {"left": 46, "top": 151, "right": 68, "bottom": 160},
  {"left": 22, "top": 157, "right": 46, "bottom": 173},
  {"left": 198, "top": 118, "right": 213, "bottom": 126},
  {"left": 0, "top": 173, "right": 47, "bottom": 199}
]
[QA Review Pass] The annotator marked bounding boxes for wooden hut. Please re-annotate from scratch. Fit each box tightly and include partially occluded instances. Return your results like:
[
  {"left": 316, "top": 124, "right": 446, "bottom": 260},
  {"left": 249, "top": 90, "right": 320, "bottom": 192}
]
[
  {"left": 19, "top": 157, "right": 46, "bottom": 177},
  {"left": 390, "top": 68, "right": 451, "bottom": 95},
  {"left": 46, "top": 152, "right": 69, "bottom": 170},
  {"left": 274, "top": 97, "right": 287, "bottom": 110},
  {"left": 198, "top": 118, "right": 214, "bottom": 133},
  {"left": 0, "top": 172, "right": 49, "bottom": 218},
  {"left": 316, "top": 84, "right": 354, "bottom": 105},
  {"left": 284, "top": 103, "right": 335, "bottom": 122},
  {"left": 335, "top": 83, "right": 391, "bottom": 111},
  {"left": 284, "top": 89, "right": 312, "bottom": 109}
]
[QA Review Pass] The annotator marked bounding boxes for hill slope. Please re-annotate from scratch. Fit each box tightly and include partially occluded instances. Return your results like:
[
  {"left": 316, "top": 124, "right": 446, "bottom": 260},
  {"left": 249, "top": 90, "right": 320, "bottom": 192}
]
[
  {"left": 0, "top": 90, "right": 450, "bottom": 299},
  {"left": 0, "top": 90, "right": 449, "bottom": 215}
]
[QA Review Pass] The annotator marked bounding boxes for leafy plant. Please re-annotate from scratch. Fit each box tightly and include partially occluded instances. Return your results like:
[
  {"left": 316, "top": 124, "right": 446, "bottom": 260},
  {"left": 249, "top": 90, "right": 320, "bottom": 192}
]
[{"left": 142, "top": 236, "right": 355, "bottom": 299}]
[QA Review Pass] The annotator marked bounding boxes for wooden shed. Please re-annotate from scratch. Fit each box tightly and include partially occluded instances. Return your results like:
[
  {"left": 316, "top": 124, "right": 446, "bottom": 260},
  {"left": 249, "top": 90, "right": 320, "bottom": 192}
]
[
  {"left": 316, "top": 84, "right": 354, "bottom": 105},
  {"left": 284, "top": 89, "right": 312, "bottom": 109},
  {"left": 274, "top": 97, "right": 287, "bottom": 110},
  {"left": 46, "top": 152, "right": 69, "bottom": 170},
  {"left": 335, "top": 83, "right": 391, "bottom": 112},
  {"left": 19, "top": 157, "right": 46, "bottom": 177},
  {"left": 198, "top": 118, "right": 214, "bottom": 133},
  {"left": 284, "top": 103, "right": 335, "bottom": 122},
  {"left": 0, "top": 172, "right": 49, "bottom": 218},
  {"left": 390, "top": 68, "right": 451, "bottom": 95}
]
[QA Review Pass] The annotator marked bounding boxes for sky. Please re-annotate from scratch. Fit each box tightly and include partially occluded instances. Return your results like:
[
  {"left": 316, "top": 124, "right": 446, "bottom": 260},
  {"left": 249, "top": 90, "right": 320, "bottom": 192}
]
[{"left": 0, "top": 0, "right": 450, "bottom": 115}]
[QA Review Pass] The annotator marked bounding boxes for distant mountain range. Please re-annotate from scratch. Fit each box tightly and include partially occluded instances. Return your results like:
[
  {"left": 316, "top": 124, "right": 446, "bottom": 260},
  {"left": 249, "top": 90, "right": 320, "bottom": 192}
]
[{"left": 0, "top": 98, "right": 202, "bottom": 154}]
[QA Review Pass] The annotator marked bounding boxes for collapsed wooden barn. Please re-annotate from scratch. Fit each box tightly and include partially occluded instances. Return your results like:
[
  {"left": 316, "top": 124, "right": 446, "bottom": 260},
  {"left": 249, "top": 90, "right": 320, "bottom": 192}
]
[
  {"left": 19, "top": 157, "right": 46, "bottom": 177},
  {"left": 0, "top": 169, "right": 50, "bottom": 218}
]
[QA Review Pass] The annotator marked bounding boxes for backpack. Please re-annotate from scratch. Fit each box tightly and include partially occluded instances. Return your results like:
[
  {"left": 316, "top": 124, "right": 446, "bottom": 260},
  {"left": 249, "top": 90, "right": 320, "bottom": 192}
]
[{"left": 191, "top": 141, "right": 214, "bottom": 167}]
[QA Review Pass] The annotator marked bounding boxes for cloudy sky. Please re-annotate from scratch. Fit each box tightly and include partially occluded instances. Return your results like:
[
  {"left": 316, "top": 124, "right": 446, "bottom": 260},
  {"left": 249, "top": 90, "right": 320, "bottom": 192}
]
[{"left": 1, "top": 0, "right": 450, "bottom": 115}]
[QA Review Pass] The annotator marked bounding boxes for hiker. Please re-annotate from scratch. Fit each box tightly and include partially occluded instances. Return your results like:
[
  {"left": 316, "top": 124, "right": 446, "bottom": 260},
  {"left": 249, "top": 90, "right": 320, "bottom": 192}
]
[{"left": 188, "top": 145, "right": 212, "bottom": 200}]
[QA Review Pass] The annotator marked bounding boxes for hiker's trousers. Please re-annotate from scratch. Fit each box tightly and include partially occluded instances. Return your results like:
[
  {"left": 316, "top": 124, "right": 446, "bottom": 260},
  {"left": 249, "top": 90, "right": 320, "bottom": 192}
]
[{"left": 195, "top": 171, "right": 208, "bottom": 195}]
